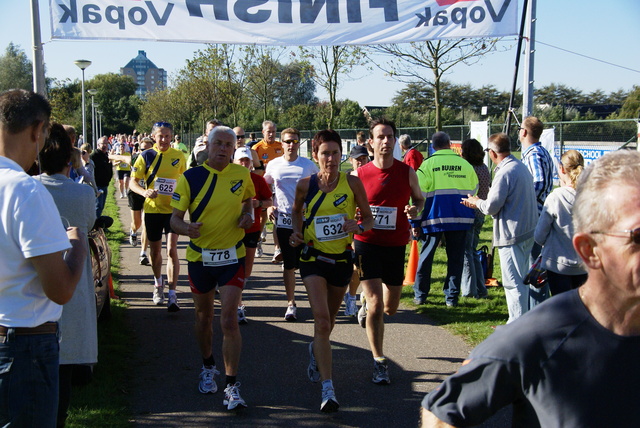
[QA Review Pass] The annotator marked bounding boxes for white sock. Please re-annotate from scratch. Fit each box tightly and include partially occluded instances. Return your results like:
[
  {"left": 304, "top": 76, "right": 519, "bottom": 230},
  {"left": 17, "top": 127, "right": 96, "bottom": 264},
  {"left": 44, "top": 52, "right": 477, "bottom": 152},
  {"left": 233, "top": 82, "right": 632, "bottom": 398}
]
[{"left": 154, "top": 276, "right": 163, "bottom": 288}]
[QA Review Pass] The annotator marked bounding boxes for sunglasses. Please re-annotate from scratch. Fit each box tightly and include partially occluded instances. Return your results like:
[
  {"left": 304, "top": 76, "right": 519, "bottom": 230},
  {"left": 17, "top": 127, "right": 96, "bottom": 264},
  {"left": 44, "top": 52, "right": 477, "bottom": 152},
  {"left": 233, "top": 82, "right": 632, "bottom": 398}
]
[
  {"left": 153, "top": 121, "right": 173, "bottom": 129},
  {"left": 81, "top": 150, "right": 87, "bottom": 155},
  {"left": 283, "top": 139, "right": 300, "bottom": 145},
  {"left": 590, "top": 228, "right": 640, "bottom": 245},
  {"left": 236, "top": 135, "right": 245, "bottom": 139}
]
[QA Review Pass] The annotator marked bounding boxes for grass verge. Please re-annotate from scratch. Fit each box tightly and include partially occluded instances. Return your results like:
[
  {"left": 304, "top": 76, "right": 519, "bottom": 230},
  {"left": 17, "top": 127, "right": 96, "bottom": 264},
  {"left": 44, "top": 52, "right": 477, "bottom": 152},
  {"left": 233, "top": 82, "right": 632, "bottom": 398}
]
[
  {"left": 66, "top": 185, "right": 133, "bottom": 428},
  {"left": 401, "top": 217, "right": 508, "bottom": 347}
]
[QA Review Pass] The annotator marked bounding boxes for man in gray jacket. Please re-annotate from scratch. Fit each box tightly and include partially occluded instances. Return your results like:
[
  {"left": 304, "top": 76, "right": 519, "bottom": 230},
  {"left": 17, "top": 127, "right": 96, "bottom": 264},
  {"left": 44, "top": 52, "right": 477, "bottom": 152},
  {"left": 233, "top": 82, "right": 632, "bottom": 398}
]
[{"left": 462, "top": 133, "right": 537, "bottom": 323}]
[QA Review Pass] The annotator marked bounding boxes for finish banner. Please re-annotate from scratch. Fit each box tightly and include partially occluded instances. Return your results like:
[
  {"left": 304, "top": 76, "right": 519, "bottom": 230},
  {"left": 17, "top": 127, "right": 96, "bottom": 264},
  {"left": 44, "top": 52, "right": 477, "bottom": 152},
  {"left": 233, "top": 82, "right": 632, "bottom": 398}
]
[{"left": 50, "top": 0, "right": 518, "bottom": 46}]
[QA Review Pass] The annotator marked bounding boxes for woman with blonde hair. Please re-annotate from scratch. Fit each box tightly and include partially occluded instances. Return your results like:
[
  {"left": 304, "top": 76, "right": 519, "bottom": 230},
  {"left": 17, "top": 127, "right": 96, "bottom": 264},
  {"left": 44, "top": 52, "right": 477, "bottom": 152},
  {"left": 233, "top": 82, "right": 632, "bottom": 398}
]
[{"left": 534, "top": 150, "right": 588, "bottom": 295}]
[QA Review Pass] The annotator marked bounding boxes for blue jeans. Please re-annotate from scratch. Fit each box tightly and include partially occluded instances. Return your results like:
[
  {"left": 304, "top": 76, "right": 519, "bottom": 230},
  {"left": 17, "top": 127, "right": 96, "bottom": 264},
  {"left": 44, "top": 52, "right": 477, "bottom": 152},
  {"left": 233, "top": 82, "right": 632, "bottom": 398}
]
[
  {"left": 413, "top": 230, "right": 467, "bottom": 305},
  {"left": 95, "top": 186, "right": 108, "bottom": 218},
  {"left": 461, "top": 215, "right": 488, "bottom": 298},
  {"left": 498, "top": 237, "right": 535, "bottom": 324},
  {"left": 0, "top": 329, "right": 60, "bottom": 427}
]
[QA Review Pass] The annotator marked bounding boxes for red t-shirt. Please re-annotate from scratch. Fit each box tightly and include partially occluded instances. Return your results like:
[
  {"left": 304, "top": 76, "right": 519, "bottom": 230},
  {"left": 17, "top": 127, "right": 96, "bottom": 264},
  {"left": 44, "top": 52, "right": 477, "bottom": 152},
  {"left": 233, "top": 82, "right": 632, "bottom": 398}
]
[
  {"left": 403, "top": 148, "right": 424, "bottom": 171},
  {"left": 355, "top": 160, "right": 412, "bottom": 247},
  {"left": 247, "top": 172, "right": 272, "bottom": 234}
]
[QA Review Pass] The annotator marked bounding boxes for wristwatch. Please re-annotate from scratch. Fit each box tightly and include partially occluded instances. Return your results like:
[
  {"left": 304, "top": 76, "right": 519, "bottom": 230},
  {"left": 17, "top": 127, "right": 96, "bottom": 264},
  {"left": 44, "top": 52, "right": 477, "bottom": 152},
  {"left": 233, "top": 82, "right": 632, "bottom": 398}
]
[
  {"left": 358, "top": 224, "right": 365, "bottom": 234},
  {"left": 258, "top": 200, "right": 263, "bottom": 207}
]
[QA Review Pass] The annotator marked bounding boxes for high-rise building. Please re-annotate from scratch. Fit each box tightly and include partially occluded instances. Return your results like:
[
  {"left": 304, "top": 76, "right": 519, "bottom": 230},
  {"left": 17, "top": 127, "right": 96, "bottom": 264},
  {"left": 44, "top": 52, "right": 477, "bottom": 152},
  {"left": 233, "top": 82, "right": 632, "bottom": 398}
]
[{"left": 120, "top": 50, "right": 167, "bottom": 97}]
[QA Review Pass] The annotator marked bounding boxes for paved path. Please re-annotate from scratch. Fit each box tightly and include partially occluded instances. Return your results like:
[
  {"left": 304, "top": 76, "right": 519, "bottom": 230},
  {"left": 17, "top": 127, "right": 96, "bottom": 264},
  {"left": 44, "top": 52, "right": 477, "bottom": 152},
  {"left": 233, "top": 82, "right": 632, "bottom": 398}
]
[{"left": 114, "top": 195, "right": 509, "bottom": 427}]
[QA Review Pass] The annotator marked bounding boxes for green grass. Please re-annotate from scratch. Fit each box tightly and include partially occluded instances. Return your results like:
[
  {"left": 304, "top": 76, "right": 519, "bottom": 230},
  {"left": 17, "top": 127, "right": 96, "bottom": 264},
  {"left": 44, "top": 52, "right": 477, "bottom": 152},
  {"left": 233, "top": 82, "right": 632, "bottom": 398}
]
[
  {"left": 65, "top": 185, "right": 132, "bottom": 428},
  {"left": 401, "top": 216, "right": 508, "bottom": 347}
]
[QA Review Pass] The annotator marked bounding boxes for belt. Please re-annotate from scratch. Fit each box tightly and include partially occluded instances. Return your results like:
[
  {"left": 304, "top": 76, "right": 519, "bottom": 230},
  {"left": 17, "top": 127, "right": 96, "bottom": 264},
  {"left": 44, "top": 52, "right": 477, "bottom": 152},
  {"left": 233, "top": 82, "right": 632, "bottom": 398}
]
[{"left": 0, "top": 322, "right": 58, "bottom": 336}]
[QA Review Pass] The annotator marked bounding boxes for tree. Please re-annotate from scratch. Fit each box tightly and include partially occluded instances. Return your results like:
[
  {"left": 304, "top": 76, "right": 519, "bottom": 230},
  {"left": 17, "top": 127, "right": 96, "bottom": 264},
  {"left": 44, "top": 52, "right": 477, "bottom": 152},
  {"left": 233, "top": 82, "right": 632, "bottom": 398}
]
[
  {"left": 244, "top": 46, "right": 287, "bottom": 122},
  {"left": 299, "top": 46, "right": 366, "bottom": 128},
  {"left": 274, "top": 60, "right": 317, "bottom": 111},
  {"left": 371, "top": 39, "right": 498, "bottom": 131},
  {"left": 619, "top": 86, "right": 640, "bottom": 119},
  {"left": 87, "top": 73, "right": 139, "bottom": 134},
  {"left": 0, "top": 43, "right": 33, "bottom": 92},
  {"left": 534, "top": 83, "right": 585, "bottom": 106}
]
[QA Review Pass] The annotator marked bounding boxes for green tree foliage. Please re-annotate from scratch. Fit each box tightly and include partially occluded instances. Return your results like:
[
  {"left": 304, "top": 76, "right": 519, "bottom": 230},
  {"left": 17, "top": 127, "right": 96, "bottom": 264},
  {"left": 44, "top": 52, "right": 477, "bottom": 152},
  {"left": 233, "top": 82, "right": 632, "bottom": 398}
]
[
  {"left": 48, "top": 78, "right": 81, "bottom": 127},
  {"left": 274, "top": 60, "right": 317, "bottom": 111},
  {"left": 619, "top": 86, "right": 640, "bottom": 119},
  {"left": 0, "top": 43, "right": 33, "bottom": 92},
  {"left": 88, "top": 73, "right": 139, "bottom": 135}
]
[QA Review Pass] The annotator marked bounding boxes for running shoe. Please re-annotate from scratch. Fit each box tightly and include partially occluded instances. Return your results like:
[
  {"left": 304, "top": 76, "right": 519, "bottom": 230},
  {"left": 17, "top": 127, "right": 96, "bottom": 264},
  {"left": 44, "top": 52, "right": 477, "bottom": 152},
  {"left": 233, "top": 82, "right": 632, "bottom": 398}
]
[
  {"left": 260, "top": 229, "right": 267, "bottom": 243},
  {"left": 198, "top": 365, "right": 219, "bottom": 394},
  {"left": 237, "top": 305, "right": 248, "bottom": 324},
  {"left": 284, "top": 304, "right": 297, "bottom": 322},
  {"left": 320, "top": 387, "right": 339, "bottom": 413},
  {"left": 256, "top": 241, "right": 263, "bottom": 258},
  {"left": 307, "top": 342, "right": 320, "bottom": 383},
  {"left": 372, "top": 358, "right": 391, "bottom": 385},
  {"left": 120, "top": 193, "right": 125, "bottom": 199},
  {"left": 343, "top": 294, "right": 357, "bottom": 317},
  {"left": 271, "top": 247, "right": 283, "bottom": 264},
  {"left": 129, "top": 230, "right": 138, "bottom": 247},
  {"left": 152, "top": 286, "right": 164, "bottom": 306},
  {"left": 139, "top": 254, "right": 150, "bottom": 266},
  {"left": 223, "top": 382, "right": 247, "bottom": 410},
  {"left": 357, "top": 295, "right": 367, "bottom": 328},
  {"left": 167, "top": 293, "right": 180, "bottom": 312}
]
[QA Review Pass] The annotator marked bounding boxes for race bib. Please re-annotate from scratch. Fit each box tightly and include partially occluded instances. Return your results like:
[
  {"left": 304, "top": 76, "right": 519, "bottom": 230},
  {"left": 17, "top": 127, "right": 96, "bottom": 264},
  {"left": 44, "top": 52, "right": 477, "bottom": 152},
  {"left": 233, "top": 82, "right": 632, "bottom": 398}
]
[
  {"left": 314, "top": 214, "right": 347, "bottom": 242},
  {"left": 202, "top": 246, "right": 238, "bottom": 267},
  {"left": 154, "top": 177, "right": 177, "bottom": 196},
  {"left": 370, "top": 206, "right": 397, "bottom": 230},
  {"left": 277, "top": 211, "right": 293, "bottom": 229}
]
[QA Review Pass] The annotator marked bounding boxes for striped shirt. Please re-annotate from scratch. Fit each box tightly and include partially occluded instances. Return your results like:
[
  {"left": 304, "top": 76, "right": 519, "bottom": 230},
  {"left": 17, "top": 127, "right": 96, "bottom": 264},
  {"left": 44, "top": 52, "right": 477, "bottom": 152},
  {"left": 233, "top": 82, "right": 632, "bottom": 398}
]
[{"left": 521, "top": 142, "right": 554, "bottom": 213}]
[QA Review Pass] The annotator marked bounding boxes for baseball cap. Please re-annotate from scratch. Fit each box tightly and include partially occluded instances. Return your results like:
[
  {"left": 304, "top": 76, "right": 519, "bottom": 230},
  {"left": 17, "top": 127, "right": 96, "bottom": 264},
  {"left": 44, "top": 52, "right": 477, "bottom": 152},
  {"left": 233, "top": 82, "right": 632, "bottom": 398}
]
[
  {"left": 350, "top": 145, "right": 368, "bottom": 158},
  {"left": 233, "top": 146, "right": 253, "bottom": 161}
]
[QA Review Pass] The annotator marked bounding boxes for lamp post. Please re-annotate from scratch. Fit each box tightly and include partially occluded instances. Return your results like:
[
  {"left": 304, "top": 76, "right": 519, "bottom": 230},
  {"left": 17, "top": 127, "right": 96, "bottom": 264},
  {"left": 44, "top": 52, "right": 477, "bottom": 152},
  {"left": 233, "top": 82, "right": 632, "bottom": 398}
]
[
  {"left": 97, "top": 110, "right": 103, "bottom": 139},
  {"left": 93, "top": 104, "right": 100, "bottom": 146},
  {"left": 74, "top": 60, "right": 91, "bottom": 147},
  {"left": 87, "top": 89, "right": 98, "bottom": 147}
]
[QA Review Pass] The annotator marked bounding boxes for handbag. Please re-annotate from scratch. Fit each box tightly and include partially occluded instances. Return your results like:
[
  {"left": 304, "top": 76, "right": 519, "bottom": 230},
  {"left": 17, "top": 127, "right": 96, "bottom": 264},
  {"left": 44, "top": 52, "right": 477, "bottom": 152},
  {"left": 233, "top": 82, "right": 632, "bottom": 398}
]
[{"left": 524, "top": 255, "right": 548, "bottom": 289}]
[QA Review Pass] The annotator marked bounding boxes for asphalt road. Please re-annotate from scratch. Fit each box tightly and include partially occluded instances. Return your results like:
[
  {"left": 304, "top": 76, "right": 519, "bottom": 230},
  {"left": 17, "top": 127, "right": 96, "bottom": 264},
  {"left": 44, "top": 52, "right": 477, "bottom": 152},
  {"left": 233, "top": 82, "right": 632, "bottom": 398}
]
[{"left": 114, "top": 195, "right": 510, "bottom": 427}]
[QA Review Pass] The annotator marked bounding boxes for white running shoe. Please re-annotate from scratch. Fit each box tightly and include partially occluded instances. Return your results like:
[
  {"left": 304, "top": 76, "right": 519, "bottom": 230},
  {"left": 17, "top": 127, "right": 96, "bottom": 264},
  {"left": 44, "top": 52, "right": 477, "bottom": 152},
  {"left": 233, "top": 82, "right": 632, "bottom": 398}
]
[
  {"left": 237, "top": 305, "right": 248, "bottom": 324},
  {"left": 198, "top": 365, "right": 219, "bottom": 394},
  {"left": 223, "top": 382, "right": 247, "bottom": 410},
  {"left": 152, "top": 286, "right": 164, "bottom": 306},
  {"left": 343, "top": 294, "right": 357, "bottom": 317},
  {"left": 307, "top": 342, "right": 320, "bottom": 383},
  {"left": 320, "top": 387, "right": 339, "bottom": 413},
  {"left": 129, "top": 230, "right": 138, "bottom": 247},
  {"left": 167, "top": 293, "right": 180, "bottom": 312},
  {"left": 357, "top": 295, "right": 367, "bottom": 328},
  {"left": 256, "top": 241, "right": 263, "bottom": 258},
  {"left": 284, "top": 304, "right": 297, "bottom": 322},
  {"left": 271, "top": 247, "right": 283, "bottom": 264}
]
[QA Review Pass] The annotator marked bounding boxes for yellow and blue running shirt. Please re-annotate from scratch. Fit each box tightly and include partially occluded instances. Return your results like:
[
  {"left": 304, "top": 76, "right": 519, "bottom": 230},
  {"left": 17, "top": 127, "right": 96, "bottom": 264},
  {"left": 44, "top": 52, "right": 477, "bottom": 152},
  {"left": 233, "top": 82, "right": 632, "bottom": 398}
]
[
  {"left": 115, "top": 151, "right": 132, "bottom": 171},
  {"left": 132, "top": 144, "right": 186, "bottom": 214},
  {"left": 304, "top": 172, "right": 356, "bottom": 257},
  {"left": 171, "top": 162, "right": 255, "bottom": 263}
]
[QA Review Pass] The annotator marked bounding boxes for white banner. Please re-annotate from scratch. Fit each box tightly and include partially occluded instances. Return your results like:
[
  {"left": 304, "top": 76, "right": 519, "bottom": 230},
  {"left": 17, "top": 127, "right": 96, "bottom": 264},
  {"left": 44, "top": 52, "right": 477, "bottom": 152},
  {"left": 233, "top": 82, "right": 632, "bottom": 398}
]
[
  {"left": 49, "top": 0, "right": 518, "bottom": 46},
  {"left": 469, "top": 120, "right": 489, "bottom": 149}
]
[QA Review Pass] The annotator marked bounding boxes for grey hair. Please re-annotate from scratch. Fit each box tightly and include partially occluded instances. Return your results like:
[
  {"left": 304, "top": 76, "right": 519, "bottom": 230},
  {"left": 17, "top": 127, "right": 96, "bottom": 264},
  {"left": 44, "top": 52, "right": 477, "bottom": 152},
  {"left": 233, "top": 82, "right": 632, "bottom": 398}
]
[
  {"left": 573, "top": 150, "right": 640, "bottom": 234},
  {"left": 398, "top": 134, "right": 412, "bottom": 149},
  {"left": 262, "top": 120, "right": 276, "bottom": 130},
  {"left": 209, "top": 126, "right": 236, "bottom": 144}
]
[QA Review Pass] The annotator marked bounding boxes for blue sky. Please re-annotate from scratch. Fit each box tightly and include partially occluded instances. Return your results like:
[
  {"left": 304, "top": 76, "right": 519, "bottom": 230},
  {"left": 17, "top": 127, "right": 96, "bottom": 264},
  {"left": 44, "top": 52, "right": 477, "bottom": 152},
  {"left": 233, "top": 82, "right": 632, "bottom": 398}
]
[{"left": 1, "top": 0, "right": 638, "bottom": 106}]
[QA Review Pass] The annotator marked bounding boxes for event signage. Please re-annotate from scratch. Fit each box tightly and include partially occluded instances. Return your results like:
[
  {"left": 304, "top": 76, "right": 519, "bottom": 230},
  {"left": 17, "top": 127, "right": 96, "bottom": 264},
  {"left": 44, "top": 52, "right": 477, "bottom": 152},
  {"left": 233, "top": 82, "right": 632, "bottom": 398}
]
[{"left": 50, "top": 0, "right": 518, "bottom": 45}]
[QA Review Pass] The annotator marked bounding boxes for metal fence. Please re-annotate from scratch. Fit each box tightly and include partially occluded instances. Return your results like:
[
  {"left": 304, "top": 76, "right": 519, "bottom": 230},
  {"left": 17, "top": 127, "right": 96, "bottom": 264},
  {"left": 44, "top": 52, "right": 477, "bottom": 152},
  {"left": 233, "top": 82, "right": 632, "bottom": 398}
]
[{"left": 178, "top": 118, "right": 638, "bottom": 157}]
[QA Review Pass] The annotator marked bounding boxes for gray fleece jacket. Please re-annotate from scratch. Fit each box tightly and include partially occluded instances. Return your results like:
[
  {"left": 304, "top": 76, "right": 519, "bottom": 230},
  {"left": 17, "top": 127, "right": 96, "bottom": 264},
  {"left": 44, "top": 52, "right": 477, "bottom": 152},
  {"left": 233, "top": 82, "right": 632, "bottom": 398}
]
[
  {"left": 477, "top": 155, "right": 538, "bottom": 247},
  {"left": 534, "top": 186, "right": 587, "bottom": 275}
]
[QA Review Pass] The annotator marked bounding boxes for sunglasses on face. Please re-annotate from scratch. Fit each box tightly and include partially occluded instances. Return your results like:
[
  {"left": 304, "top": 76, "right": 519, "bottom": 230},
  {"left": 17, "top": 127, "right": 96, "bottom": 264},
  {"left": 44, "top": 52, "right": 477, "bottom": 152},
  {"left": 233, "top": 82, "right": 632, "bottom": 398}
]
[
  {"left": 81, "top": 151, "right": 87, "bottom": 155},
  {"left": 283, "top": 139, "right": 300, "bottom": 145},
  {"left": 236, "top": 135, "right": 245, "bottom": 139},
  {"left": 154, "top": 121, "right": 173, "bottom": 129},
  {"left": 590, "top": 228, "right": 640, "bottom": 245}
]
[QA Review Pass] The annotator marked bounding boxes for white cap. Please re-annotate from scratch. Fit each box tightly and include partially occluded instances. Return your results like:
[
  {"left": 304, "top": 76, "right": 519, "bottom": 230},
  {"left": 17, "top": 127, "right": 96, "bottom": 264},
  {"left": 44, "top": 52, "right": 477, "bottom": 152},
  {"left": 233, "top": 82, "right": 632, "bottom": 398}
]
[{"left": 233, "top": 146, "right": 252, "bottom": 161}]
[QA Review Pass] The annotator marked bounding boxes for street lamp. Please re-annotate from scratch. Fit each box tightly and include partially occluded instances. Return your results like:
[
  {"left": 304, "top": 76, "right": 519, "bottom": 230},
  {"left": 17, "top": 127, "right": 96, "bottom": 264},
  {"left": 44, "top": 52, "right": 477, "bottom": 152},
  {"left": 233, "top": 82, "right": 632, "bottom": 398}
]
[
  {"left": 96, "top": 110, "right": 103, "bottom": 138},
  {"left": 87, "top": 89, "right": 98, "bottom": 147},
  {"left": 93, "top": 104, "right": 100, "bottom": 145},
  {"left": 74, "top": 60, "right": 91, "bottom": 147}
]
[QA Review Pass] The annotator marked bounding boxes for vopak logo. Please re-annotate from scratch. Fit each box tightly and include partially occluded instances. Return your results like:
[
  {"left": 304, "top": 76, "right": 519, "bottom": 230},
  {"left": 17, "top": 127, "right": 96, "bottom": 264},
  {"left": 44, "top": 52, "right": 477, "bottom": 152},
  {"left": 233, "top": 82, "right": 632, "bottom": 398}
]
[
  {"left": 416, "top": 0, "right": 512, "bottom": 29},
  {"left": 57, "top": 0, "right": 174, "bottom": 30}
]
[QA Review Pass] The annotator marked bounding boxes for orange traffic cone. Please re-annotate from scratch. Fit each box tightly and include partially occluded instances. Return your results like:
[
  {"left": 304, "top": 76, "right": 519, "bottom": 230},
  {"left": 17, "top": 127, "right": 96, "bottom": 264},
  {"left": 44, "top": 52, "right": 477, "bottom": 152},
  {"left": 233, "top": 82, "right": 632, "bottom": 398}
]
[{"left": 403, "top": 239, "right": 419, "bottom": 286}]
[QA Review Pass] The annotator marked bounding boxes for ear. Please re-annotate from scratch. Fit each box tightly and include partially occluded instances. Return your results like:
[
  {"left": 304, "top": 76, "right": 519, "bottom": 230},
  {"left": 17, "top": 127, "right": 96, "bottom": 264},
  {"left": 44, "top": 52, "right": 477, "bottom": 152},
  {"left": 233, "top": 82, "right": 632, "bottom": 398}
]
[
  {"left": 29, "top": 120, "right": 46, "bottom": 144},
  {"left": 573, "top": 232, "right": 601, "bottom": 269}
]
